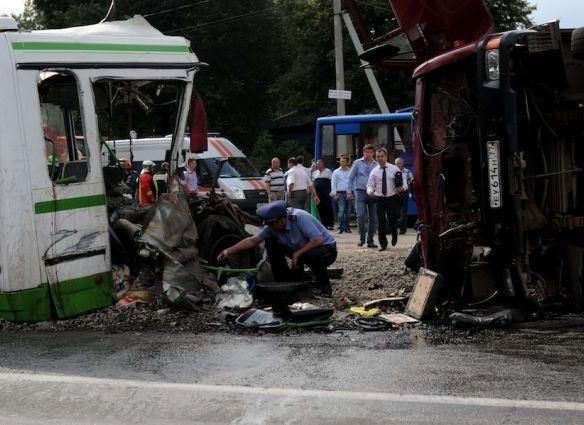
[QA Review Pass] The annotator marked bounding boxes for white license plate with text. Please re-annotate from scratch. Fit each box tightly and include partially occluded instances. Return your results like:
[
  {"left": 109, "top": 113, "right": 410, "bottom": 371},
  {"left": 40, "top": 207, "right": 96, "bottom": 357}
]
[{"left": 487, "top": 141, "right": 502, "bottom": 208}]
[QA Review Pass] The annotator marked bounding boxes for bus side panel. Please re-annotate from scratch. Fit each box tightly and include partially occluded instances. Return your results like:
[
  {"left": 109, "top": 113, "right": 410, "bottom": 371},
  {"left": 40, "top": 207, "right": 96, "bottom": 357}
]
[
  {"left": 0, "top": 35, "right": 45, "bottom": 295},
  {"left": 17, "top": 70, "right": 112, "bottom": 318}
]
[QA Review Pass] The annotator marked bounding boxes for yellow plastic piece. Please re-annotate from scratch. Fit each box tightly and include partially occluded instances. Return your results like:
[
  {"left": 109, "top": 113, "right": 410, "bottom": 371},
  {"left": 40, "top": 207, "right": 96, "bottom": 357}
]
[{"left": 349, "top": 306, "right": 381, "bottom": 317}]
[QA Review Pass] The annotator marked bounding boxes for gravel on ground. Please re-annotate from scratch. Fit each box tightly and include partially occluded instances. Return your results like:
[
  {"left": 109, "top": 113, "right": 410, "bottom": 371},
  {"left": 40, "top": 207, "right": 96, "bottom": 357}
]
[
  {"left": 330, "top": 229, "right": 417, "bottom": 303},
  {"left": 0, "top": 226, "right": 419, "bottom": 334}
]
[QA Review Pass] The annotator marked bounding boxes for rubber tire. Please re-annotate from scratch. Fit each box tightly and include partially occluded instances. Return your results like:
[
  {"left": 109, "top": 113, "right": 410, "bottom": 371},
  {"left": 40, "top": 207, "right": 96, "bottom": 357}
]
[
  {"left": 197, "top": 214, "right": 258, "bottom": 267},
  {"left": 572, "top": 27, "right": 584, "bottom": 60}
]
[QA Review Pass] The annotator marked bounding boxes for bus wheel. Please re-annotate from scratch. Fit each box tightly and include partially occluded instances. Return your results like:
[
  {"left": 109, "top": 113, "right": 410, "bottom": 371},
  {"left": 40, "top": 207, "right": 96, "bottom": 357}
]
[{"left": 572, "top": 27, "right": 584, "bottom": 60}]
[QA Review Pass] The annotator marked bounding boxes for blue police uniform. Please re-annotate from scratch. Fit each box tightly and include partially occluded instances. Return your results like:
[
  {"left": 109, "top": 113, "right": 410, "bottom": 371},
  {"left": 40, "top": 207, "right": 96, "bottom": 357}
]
[{"left": 256, "top": 201, "right": 337, "bottom": 293}]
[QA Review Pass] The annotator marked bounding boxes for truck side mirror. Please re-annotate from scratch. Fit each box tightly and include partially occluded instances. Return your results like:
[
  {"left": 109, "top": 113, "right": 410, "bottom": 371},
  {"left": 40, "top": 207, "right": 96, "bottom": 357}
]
[{"left": 189, "top": 94, "right": 208, "bottom": 153}]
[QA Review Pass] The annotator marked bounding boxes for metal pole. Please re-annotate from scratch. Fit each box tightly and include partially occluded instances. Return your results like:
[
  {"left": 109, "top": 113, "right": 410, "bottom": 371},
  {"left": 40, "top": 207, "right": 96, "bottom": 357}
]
[
  {"left": 342, "top": 11, "right": 390, "bottom": 114},
  {"left": 333, "top": 0, "right": 346, "bottom": 116}
]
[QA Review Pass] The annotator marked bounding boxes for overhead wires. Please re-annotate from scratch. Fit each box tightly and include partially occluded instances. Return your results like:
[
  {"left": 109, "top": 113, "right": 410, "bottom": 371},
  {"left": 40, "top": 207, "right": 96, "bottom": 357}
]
[
  {"left": 165, "top": 6, "right": 277, "bottom": 35},
  {"left": 143, "top": 0, "right": 210, "bottom": 18}
]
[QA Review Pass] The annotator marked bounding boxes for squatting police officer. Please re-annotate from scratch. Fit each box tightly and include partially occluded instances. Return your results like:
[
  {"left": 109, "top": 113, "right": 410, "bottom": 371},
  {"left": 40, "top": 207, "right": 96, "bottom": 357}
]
[{"left": 217, "top": 201, "right": 337, "bottom": 296}]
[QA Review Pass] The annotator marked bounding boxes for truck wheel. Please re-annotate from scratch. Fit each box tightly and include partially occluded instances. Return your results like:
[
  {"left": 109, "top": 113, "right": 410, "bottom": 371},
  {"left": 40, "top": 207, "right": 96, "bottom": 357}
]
[
  {"left": 572, "top": 27, "right": 584, "bottom": 60},
  {"left": 197, "top": 215, "right": 259, "bottom": 267}
]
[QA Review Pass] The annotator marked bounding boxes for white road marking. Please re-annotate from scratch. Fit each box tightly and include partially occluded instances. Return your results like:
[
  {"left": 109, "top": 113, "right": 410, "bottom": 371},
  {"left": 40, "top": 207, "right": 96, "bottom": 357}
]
[{"left": 1, "top": 371, "right": 583, "bottom": 412}]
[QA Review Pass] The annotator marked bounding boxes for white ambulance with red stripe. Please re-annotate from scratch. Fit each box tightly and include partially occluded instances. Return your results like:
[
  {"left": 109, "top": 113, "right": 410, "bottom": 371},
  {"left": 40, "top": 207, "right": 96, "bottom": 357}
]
[{"left": 103, "top": 133, "right": 268, "bottom": 211}]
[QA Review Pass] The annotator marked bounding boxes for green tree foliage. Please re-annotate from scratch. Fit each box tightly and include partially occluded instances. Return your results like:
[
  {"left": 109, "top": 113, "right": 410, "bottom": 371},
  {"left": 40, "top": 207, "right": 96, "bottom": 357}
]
[
  {"left": 249, "top": 131, "right": 274, "bottom": 172},
  {"left": 32, "top": 0, "right": 282, "bottom": 153},
  {"left": 28, "top": 0, "right": 535, "bottom": 158},
  {"left": 272, "top": 0, "right": 412, "bottom": 117},
  {"left": 33, "top": 0, "right": 109, "bottom": 28},
  {"left": 250, "top": 131, "right": 311, "bottom": 172},
  {"left": 159, "top": 1, "right": 282, "bottom": 153},
  {"left": 12, "top": 0, "right": 43, "bottom": 30},
  {"left": 485, "top": 0, "right": 536, "bottom": 31}
]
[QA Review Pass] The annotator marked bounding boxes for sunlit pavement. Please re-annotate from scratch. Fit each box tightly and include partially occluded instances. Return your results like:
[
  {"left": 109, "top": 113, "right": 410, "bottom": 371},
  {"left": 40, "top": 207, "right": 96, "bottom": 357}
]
[{"left": 1, "top": 322, "right": 584, "bottom": 423}]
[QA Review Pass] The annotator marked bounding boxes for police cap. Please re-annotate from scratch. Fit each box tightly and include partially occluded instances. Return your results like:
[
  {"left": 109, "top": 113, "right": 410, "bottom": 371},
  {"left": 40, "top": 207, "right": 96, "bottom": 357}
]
[{"left": 256, "top": 200, "right": 287, "bottom": 223}]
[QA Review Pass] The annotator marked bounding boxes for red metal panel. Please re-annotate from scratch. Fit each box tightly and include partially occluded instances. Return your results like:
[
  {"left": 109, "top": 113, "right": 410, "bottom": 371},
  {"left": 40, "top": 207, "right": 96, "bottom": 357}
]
[
  {"left": 412, "top": 78, "right": 431, "bottom": 266},
  {"left": 388, "top": 0, "right": 494, "bottom": 61},
  {"left": 412, "top": 42, "right": 478, "bottom": 78},
  {"left": 190, "top": 96, "right": 208, "bottom": 153}
]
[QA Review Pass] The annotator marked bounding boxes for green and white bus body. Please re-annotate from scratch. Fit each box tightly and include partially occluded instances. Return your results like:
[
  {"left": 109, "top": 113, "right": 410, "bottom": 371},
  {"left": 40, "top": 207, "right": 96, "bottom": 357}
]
[{"left": 0, "top": 16, "right": 202, "bottom": 321}]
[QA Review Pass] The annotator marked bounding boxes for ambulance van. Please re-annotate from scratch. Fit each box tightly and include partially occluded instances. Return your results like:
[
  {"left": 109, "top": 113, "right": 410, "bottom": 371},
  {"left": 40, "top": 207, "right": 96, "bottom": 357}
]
[{"left": 103, "top": 134, "right": 268, "bottom": 212}]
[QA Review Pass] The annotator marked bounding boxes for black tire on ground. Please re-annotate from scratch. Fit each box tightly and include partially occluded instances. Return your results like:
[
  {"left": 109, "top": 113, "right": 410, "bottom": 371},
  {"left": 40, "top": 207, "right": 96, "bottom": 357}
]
[
  {"left": 197, "top": 215, "right": 260, "bottom": 267},
  {"left": 572, "top": 27, "right": 584, "bottom": 60}
]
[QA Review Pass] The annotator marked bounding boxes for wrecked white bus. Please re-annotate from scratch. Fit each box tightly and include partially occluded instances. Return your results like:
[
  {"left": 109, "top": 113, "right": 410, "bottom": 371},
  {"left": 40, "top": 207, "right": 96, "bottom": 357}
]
[{"left": 0, "top": 15, "right": 207, "bottom": 321}]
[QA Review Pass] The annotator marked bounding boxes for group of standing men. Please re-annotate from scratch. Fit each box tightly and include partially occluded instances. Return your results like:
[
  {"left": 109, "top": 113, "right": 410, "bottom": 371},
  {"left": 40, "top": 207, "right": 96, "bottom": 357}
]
[
  {"left": 264, "top": 156, "right": 322, "bottom": 215},
  {"left": 347, "top": 144, "right": 413, "bottom": 251},
  {"left": 264, "top": 145, "right": 413, "bottom": 252}
]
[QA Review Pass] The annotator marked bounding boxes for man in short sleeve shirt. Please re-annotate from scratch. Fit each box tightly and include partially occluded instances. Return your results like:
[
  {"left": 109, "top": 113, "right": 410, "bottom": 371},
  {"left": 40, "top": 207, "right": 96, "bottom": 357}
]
[
  {"left": 264, "top": 157, "right": 286, "bottom": 202},
  {"left": 218, "top": 201, "right": 337, "bottom": 296}
]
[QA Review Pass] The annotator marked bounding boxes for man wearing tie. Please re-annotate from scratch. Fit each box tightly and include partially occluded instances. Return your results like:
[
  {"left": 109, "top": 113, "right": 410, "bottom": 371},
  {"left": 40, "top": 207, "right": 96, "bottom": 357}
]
[{"left": 366, "top": 148, "right": 407, "bottom": 251}]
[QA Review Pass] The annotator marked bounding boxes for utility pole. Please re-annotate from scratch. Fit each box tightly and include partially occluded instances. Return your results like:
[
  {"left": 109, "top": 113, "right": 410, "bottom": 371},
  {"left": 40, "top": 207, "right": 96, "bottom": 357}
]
[{"left": 333, "top": 0, "right": 346, "bottom": 116}]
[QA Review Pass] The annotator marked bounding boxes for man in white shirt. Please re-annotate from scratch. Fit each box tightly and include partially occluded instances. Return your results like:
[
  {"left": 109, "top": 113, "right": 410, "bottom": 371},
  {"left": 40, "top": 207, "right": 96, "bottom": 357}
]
[
  {"left": 330, "top": 155, "right": 352, "bottom": 233},
  {"left": 367, "top": 148, "right": 407, "bottom": 250},
  {"left": 313, "top": 159, "right": 334, "bottom": 229},
  {"left": 287, "top": 157, "right": 319, "bottom": 210},
  {"left": 180, "top": 158, "right": 199, "bottom": 198},
  {"left": 296, "top": 155, "right": 313, "bottom": 210},
  {"left": 296, "top": 155, "right": 313, "bottom": 181},
  {"left": 264, "top": 157, "right": 286, "bottom": 202}
]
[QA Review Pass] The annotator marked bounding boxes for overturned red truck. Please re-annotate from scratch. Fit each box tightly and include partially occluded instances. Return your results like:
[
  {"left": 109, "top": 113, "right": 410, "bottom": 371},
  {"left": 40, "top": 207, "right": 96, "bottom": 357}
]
[{"left": 346, "top": 0, "right": 584, "bottom": 309}]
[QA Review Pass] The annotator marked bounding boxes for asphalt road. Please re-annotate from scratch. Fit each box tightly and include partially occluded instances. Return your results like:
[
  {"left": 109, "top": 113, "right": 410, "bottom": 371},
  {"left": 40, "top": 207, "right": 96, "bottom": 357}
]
[{"left": 1, "top": 320, "right": 584, "bottom": 424}]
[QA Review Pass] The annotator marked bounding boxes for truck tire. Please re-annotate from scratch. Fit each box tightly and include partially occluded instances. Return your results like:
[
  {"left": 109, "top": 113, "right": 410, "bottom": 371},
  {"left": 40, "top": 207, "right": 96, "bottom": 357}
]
[
  {"left": 197, "top": 215, "right": 259, "bottom": 267},
  {"left": 572, "top": 27, "right": 584, "bottom": 60}
]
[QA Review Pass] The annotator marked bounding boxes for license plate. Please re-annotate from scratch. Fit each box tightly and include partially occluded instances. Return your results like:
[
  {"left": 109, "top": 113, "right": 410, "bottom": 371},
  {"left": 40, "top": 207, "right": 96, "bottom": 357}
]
[
  {"left": 487, "top": 141, "right": 502, "bottom": 208},
  {"left": 256, "top": 203, "right": 268, "bottom": 208}
]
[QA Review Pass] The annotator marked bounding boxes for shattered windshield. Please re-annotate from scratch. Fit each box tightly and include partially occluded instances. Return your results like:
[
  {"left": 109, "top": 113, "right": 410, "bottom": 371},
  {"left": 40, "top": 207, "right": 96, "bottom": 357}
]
[
  {"left": 93, "top": 80, "right": 185, "bottom": 158},
  {"left": 201, "top": 157, "right": 261, "bottom": 178}
]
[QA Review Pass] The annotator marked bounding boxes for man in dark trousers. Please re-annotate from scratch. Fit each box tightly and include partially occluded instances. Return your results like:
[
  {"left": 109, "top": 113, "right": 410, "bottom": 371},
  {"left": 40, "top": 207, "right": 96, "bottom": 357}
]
[
  {"left": 313, "top": 159, "right": 334, "bottom": 229},
  {"left": 366, "top": 148, "right": 407, "bottom": 251},
  {"left": 217, "top": 201, "right": 337, "bottom": 296},
  {"left": 153, "top": 162, "right": 169, "bottom": 199},
  {"left": 347, "top": 144, "right": 378, "bottom": 248},
  {"left": 395, "top": 157, "right": 413, "bottom": 234}
]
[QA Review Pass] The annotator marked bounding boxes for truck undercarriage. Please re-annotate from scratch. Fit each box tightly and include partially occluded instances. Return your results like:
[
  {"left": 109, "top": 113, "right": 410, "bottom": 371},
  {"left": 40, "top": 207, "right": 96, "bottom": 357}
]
[{"left": 415, "top": 26, "right": 584, "bottom": 310}]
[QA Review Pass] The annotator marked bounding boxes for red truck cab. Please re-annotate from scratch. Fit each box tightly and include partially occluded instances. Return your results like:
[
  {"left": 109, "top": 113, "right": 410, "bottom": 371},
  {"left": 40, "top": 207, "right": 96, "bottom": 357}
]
[{"left": 347, "top": 0, "right": 584, "bottom": 308}]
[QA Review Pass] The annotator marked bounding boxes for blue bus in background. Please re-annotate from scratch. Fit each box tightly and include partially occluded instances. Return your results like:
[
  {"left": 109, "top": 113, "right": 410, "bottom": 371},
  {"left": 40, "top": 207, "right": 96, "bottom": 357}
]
[{"left": 313, "top": 112, "right": 417, "bottom": 220}]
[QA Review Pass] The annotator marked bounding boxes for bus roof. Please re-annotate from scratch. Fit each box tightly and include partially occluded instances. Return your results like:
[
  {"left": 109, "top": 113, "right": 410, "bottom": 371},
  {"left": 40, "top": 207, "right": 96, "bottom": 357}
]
[
  {"left": 315, "top": 112, "right": 412, "bottom": 126},
  {"left": 8, "top": 15, "right": 200, "bottom": 68}
]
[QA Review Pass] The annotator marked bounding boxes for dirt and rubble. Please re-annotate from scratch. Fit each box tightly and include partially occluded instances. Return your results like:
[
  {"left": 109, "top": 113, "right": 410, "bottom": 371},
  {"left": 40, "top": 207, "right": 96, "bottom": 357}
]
[
  {"left": 2, "top": 189, "right": 529, "bottom": 338},
  {"left": 329, "top": 231, "right": 417, "bottom": 303},
  {"left": 0, "top": 228, "right": 421, "bottom": 334}
]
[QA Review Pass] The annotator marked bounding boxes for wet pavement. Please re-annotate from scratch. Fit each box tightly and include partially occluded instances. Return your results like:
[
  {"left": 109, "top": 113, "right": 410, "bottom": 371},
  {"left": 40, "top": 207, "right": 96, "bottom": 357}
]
[{"left": 1, "top": 319, "right": 584, "bottom": 424}]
